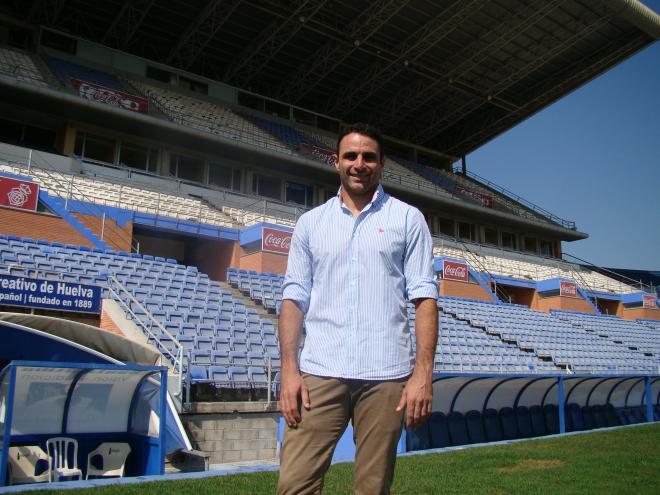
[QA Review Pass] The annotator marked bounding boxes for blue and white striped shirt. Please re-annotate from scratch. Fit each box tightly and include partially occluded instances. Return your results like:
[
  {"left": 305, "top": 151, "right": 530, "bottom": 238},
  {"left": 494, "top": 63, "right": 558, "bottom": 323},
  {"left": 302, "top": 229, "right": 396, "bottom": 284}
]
[{"left": 282, "top": 184, "right": 438, "bottom": 380}]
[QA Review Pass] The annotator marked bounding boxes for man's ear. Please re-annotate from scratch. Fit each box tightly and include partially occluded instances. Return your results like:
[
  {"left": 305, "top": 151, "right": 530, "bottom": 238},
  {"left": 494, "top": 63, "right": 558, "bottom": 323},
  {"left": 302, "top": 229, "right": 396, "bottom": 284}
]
[{"left": 332, "top": 154, "right": 339, "bottom": 169}]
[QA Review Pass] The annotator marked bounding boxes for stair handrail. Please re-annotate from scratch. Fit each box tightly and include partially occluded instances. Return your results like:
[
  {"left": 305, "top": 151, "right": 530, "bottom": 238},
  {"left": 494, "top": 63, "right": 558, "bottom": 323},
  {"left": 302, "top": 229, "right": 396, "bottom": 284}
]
[
  {"left": 454, "top": 167, "right": 576, "bottom": 230},
  {"left": 1, "top": 149, "right": 139, "bottom": 252},
  {"left": 563, "top": 252, "right": 654, "bottom": 294},
  {"left": 106, "top": 274, "right": 183, "bottom": 399},
  {"left": 434, "top": 235, "right": 511, "bottom": 303}
]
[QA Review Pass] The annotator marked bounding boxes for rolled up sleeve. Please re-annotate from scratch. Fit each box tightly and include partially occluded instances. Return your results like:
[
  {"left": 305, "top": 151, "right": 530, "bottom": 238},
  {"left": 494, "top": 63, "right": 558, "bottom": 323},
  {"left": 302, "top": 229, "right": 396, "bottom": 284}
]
[
  {"left": 403, "top": 208, "right": 439, "bottom": 301},
  {"left": 282, "top": 214, "right": 313, "bottom": 314}
]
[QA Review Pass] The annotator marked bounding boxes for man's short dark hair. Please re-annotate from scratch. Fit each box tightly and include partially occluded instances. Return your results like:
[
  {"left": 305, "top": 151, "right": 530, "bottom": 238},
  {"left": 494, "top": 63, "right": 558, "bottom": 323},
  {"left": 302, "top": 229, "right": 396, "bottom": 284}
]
[{"left": 337, "top": 123, "right": 385, "bottom": 161}]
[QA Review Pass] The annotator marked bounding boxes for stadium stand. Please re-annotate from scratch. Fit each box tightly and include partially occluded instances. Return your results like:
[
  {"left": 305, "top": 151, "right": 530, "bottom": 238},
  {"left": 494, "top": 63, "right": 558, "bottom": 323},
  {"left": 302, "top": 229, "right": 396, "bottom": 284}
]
[
  {"left": 439, "top": 298, "right": 657, "bottom": 373},
  {"left": 0, "top": 47, "right": 49, "bottom": 87},
  {"left": 44, "top": 55, "right": 132, "bottom": 93},
  {"left": 127, "top": 80, "right": 292, "bottom": 154},
  {"left": 433, "top": 240, "right": 639, "bottom": 294},
  {"left": 0, "top": 0, "right": 658, "bottom": 472}
]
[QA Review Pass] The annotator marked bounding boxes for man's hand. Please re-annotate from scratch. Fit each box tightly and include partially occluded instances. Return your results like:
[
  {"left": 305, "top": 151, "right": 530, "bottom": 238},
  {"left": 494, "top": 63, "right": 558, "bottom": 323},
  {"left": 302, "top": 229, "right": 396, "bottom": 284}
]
[
  {"left": 396, "top": 369, "right": 432, "bottom": 429},
  {"left": 279, "top": 368, "right": 311, "bottom": 427}
]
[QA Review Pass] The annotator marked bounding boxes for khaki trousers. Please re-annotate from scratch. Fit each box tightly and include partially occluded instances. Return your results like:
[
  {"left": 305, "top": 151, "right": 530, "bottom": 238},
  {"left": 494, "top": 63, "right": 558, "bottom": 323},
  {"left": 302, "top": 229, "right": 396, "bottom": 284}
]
[{"left": 277, "top": 373, "right": 407, "bottom": 495}]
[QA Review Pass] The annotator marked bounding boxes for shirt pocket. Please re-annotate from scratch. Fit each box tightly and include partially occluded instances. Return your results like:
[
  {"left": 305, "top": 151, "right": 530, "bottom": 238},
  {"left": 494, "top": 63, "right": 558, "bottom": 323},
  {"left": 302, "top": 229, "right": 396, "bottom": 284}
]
[{"left": 364, "top": 227, "right": 406, "bottom": 275}]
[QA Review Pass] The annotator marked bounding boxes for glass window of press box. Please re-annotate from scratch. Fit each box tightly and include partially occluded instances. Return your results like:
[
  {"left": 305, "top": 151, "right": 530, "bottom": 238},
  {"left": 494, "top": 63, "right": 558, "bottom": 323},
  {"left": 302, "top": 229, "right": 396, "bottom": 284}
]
[
  {"left": 118, "top": 142, "right": 158, "bottom": 173},
  {"left": 169, "top": 153, "right": 205, "bottom": 183},
  {"left": 252, "top": 174, "right": 282, "bottom": 201},
  {"left": 502, "top": 231, "right": 517, "bottom": 250},
  {"left": 285, "top": 182, "right": 313, "bottom": 208},
  {"left": 523, "top": 236, "right": 538, "bottom": 254},
  {"left": 74, "top": 132, "right": 115, "bottom": 163},
  {"left": 208, "top": 163, "right": 241, "bottom": 191},
  {"left": 457, "top": 222, "right": 476, "bottom": 242},
  {"left": 540, "top": 240, "right": 555, "bottom": 257}
]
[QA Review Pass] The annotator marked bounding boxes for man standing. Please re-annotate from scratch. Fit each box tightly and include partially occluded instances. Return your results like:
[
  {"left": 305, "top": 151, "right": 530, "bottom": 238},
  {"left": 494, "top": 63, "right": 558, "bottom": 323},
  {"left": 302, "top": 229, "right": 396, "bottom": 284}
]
[{"left": 277, "top": 123, "right": 438, "bottom": 495}]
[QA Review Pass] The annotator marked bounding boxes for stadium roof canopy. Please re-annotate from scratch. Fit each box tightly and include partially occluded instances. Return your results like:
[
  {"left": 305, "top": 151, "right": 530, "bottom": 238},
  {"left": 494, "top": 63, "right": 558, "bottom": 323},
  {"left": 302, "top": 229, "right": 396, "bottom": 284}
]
[{"left": 1, "top": 0, "right": 658, "bottom": 159}]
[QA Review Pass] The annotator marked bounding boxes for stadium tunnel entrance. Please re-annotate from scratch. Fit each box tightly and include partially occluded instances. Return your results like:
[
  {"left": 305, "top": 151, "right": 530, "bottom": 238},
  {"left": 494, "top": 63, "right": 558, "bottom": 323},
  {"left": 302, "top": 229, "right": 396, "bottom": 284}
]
[{"left": 132, "top": 226, "right": 239, "bottom": 282}]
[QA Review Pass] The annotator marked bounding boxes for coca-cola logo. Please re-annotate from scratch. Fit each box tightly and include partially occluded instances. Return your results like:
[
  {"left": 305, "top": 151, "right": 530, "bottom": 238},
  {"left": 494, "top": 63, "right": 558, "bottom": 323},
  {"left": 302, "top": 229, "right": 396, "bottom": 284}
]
[
  {"left": 643, "top": 295, "right": 657, "bottom": 309},
  {"left": 71, "top": 79, "right": 148, "bottom": 113},
  {"left": 443, "top": 260, "right": 469, "bottom": 282},
  {"left": 262, "top": 227, "right": 293, "bottom": 254},
  {"left": 560, "top": 281, "right": 578, "bottom": 298}
]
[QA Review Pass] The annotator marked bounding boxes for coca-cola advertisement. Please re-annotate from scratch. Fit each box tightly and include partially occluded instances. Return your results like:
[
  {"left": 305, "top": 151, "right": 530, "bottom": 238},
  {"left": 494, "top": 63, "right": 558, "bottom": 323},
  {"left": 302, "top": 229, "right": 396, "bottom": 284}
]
[
  {"left": 70, "top": 78, "right": 149, "bottom": 114},
  {"left": 456, "top": 186, "right": 494, "bottom": 208},
  {"left": 442, "top": 260, "right": 469, "bottom": 282},
  {"left": 642, "top": 295, "right": 657, "bottom": 309},
  {"left": 559, "top": 280, "right": 579, "bottom": 298},
  {"left": 262, "top": 227, "right": 293, "bottom": 255},
  {"left": 0, "top": 176, "right": 39, "bottom": 212},
  {"left": 300, "top": 143, "right": 337, "bottom": 167}
]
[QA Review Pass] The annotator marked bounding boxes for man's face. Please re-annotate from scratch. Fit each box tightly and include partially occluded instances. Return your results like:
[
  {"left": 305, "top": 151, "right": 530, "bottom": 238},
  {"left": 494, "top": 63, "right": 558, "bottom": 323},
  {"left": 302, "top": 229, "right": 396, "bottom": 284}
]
[{"left": 335, "top": 132, "right": 384, "bottom": 198}]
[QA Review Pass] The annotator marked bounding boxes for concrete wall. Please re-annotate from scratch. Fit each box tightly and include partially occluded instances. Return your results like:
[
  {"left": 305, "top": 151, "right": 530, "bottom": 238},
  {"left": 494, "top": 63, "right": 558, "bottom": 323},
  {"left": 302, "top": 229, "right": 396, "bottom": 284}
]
[
  {"left": 534, "top": 294, "right": 596, "bottom": 314},
  {"left": 183, "top": 410, "right": 279, "bottom": 464},
  {"left": 622, "top": 307, "right": 660, "bottom": 321},
  {"left": 440, "top": 279, "right": 494, "bottom": 301},
  {"left": 0, "top": 206, "right": 93, "bottom": 247},
  {"left": 239, "top": 250, "right": 288, "bottom": 275}
]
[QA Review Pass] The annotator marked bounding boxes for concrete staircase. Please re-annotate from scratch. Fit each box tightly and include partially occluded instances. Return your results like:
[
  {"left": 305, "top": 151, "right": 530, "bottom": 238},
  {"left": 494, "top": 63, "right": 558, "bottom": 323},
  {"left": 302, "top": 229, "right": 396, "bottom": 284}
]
[{"left": 219, "top": 281, "right": 279, "bottom": 329}]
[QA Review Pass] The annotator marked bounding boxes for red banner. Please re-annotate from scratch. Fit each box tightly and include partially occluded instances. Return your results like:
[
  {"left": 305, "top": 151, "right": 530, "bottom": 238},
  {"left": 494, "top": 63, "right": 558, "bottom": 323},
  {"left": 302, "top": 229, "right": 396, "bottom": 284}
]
[
  {"left": 643, "top": 295, "right": 657, "bottom": 309},
  {"left": 70, "top": 78, "right": 149, "bottom": 113},
  {"left": 262, "top": 227, "right": 293, "bottom": 255},
  {"left": 456, "top": 186, "right": 493, "bottom": 208},
  {"left": 0, "top": 176, "right": 39, "bottom": 212},
  {"left": 300, "top": 143, "right": 337, "bottom": 167},
  {"left": 443, "top": 260, "right": 469, "bottom": 282},
  {"left": 559, "top": 280, "right": 579, "bottom": 298}
]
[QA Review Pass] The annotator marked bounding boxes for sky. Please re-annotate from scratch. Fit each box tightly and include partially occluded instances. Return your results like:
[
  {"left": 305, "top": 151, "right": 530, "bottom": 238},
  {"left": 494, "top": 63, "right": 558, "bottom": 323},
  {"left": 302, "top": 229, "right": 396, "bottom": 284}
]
[{"left": 466, "top": 1, "right": 659, "bottom": 271}]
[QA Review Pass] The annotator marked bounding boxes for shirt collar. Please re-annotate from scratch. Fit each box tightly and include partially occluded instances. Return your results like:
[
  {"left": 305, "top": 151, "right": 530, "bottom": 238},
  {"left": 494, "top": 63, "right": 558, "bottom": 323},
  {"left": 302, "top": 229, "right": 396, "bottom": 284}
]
[{"left": 336, "top": 184, "right": 386, "bottom": 210}]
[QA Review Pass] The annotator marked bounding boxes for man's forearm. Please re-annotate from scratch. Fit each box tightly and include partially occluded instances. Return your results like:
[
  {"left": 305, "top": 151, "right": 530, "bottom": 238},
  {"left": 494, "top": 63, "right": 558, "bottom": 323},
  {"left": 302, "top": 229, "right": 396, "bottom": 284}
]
[
  {"left": 413, "top": 298, "right": 438, "bottom": 375},
  {"left": 279, "top": 299, "right": 305, "bottom": 372}
]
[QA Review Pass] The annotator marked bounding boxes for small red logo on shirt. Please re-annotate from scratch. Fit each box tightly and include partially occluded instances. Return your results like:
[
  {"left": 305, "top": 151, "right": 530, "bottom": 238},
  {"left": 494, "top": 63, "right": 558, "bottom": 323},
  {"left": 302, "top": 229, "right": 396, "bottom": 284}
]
[{"left": 378, "top": 228, "right": 384, "bottom": 233}]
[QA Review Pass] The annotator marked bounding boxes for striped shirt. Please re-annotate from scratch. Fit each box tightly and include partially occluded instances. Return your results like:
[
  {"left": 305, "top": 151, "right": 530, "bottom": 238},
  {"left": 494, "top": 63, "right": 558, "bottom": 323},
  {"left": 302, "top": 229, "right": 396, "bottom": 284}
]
[{"left": 282, "top": 184, "right": 438, "bottom": 380}]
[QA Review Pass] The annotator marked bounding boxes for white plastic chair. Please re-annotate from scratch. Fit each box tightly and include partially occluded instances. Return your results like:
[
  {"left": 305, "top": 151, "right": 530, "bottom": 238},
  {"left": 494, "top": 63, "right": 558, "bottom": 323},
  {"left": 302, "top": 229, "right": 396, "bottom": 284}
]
[
  {"left": 85, "top": 442, "right": 131, "bottom": 479},
  {"left": 7, "top": 446, "right": 50, "bottom": 485},
  {"left": 46, "top": 437, "right": 82, "bottom": 482}
]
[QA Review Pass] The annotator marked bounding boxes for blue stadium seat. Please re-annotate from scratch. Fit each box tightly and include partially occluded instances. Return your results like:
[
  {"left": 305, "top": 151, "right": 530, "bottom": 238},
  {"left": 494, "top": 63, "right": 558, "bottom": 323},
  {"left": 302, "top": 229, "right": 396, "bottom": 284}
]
[
  {"left": 228, "top": 366, "right": 249, "bottom": 388},
  {"left": 604, "top": 404, "right": 620, "bottom": 427},
  {"left": 211, "top": 351, "right": 231, "bottom": 366},
  {"left": 499, "top": 407, "right": 518, "bottom": 440},
  {"left": 592, "top": 405, "right": 608, "bottom": 428},
  {"left": 191, "top": 350, "right": 211, "bottom": 365},
  {"left": 406, "top": 421, "right": 431, "bottom": 451},
  {"left": 581, "top": 405, "right": 596, "bottom": 430},
  {"left": 209, "top": 366, "right": 230, "bottom": 387},
  {"left": 483, "top": 408, "right": 503, "bottom": 442},
  {"left": 543, "top": 404, "right": 560, "bottom": 434},
  {"left": 248, "top": 366, "right": 268, "bottom": 388},
  {"left": 428, "top": 412, "right": 451, "bottom": 448},
  {"left": 447, "top": 411, "right": 469, "bottom": 446},
  {"left": 566, "top": 403, "right": 584, "bottom": 431},
  {"left": 515, "top": 406, "right": 532, "bottom": 438},
  {"left": 529, "top": 405, "right": 546, "bottom": 437},
  {"left": 465, "top": 410, "right": 486, "bottom": 444},
  {"left": 189, "top": 365, "right": 208, "bottom": 382}
]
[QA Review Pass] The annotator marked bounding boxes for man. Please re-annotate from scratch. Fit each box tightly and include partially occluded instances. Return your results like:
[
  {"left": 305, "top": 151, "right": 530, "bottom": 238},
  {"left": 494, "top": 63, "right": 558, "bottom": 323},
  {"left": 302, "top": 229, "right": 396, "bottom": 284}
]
[{"left": 277, "top": 123, "right": 438, "bottom": 495}]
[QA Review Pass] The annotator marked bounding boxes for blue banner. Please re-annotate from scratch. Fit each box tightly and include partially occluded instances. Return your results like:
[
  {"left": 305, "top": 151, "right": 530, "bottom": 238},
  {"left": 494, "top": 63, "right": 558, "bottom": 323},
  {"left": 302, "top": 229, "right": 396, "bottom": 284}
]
[{"left": 0, "top": 274, "right": 101, "bottom": 313}]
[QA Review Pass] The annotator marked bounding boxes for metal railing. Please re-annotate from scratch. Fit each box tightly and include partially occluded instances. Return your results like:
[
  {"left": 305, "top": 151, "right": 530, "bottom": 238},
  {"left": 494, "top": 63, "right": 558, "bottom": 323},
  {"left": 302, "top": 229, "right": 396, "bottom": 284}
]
[
  {"left": 563, "top": 252, "right": 656, "bottom": 294},
  {"left": 455, "top": 166, "right": 577, "bottom": 230},
  {"left": 106, "top": 275, "right": 184, "bottom": 400},
  {"left": 0, "top": 149, "right": 139, "bottom": 253}
]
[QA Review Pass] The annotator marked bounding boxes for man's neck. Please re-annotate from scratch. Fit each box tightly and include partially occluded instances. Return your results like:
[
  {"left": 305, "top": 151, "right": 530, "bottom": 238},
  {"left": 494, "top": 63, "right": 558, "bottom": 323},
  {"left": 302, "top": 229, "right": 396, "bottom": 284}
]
[{"left": 340, "top": 186, "right": 378, "bottom": 218}]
